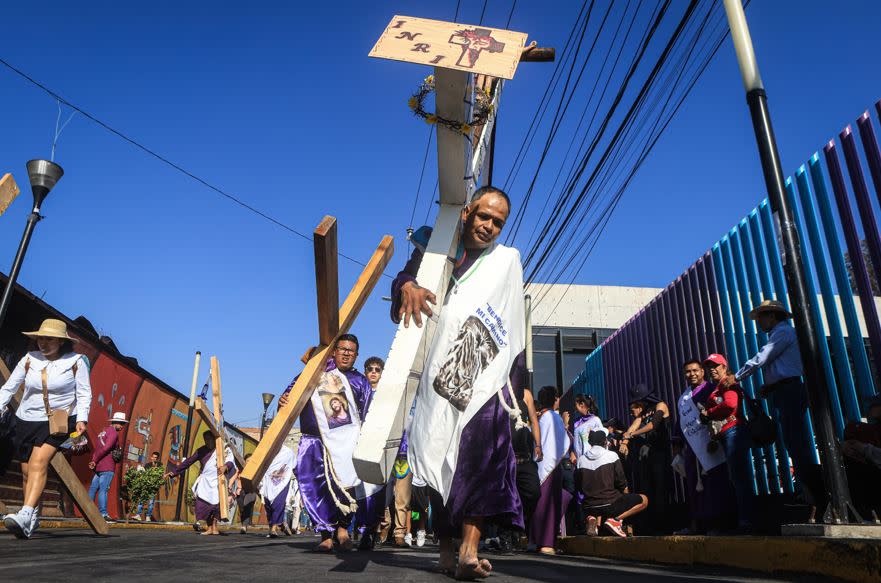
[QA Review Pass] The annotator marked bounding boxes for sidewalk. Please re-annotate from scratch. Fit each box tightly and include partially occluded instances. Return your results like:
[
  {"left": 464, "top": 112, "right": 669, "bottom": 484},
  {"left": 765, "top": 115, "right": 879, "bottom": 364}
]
[{"left": 559, "top": 534, "right": 881, "bottom": 583}]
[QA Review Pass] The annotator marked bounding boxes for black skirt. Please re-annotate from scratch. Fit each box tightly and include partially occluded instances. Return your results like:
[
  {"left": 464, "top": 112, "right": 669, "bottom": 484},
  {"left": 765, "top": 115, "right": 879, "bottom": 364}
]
[{"left": 10, "top": 416, "right": 77, "bottom": 461}]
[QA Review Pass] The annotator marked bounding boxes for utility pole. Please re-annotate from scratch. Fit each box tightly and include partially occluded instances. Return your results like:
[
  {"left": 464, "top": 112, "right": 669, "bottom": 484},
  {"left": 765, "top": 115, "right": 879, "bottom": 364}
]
[
  {"left": 174, "top": 350, "right": 201, "bottom": 521},
  {"left": 721, "top": 0, "right": 854, "bottom": 523}
]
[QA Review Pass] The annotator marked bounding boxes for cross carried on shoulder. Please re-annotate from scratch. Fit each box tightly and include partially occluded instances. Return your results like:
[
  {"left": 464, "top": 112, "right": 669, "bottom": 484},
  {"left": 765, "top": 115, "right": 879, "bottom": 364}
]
[
  {"left": 356, "top": 16, "right": 553, "bottom": 484},
  {"left": 193, "top": 356, "right": 244, "bottom": 520},
  {"left": 240, "top": 216, "right": 393, "bottom": 491}
]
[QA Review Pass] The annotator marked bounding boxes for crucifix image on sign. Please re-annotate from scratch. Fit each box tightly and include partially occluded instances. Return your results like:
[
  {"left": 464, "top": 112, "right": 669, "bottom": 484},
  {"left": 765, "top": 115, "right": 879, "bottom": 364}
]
[
  {"left": 369, "top": 15, "right": 527, "bottom": 79},
  {"left": 449, "top": 28, "right": 505, "bottom": 69}
]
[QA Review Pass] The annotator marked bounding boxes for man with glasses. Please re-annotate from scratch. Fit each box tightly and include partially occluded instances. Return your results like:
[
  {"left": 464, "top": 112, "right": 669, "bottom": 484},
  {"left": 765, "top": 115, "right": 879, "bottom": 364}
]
[{"left": 278, "top": 334, "right": 383, "bottom": 551}]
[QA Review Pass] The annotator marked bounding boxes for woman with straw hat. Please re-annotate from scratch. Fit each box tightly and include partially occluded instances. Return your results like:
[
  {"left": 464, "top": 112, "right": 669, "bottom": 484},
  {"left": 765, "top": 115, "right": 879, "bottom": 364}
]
[{"left": 0, "top": 318, "right": 92, "bottom": 539}]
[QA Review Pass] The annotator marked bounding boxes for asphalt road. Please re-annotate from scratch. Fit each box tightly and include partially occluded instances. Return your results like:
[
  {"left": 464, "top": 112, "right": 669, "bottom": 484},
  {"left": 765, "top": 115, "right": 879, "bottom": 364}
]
[{"left": 0, "top": 529, "right": 825, "bottom": 583}]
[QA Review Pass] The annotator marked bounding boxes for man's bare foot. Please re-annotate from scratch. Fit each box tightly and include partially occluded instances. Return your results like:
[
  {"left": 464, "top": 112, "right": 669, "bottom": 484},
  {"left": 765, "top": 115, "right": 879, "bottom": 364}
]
[
  {"left": 314, "top": 537, "right": 334, "bottom": 552},
  {"left": 200, "top": 531, "right": 220, "bottom": 536},
  {"left": 455, "top": 557, "right": 492, "bottom": 580}
]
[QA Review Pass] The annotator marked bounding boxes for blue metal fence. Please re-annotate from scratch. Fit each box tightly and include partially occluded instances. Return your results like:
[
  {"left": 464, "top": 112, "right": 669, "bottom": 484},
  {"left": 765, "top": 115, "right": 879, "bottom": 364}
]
[{"left": 572, "top": 100, "right": 881, "bottom": 494}]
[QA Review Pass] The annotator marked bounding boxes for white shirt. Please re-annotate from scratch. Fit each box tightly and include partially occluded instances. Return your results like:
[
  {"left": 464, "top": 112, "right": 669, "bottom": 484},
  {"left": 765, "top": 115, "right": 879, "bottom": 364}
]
[
  {"left": 735, "top": 321, "right": 803, "bottom": 385},
  {"left": 0, "top": 352, "right": 92, "bottom": 423},
  {"left": 573, "top": 414, "right": 604, "bottom": 460}
]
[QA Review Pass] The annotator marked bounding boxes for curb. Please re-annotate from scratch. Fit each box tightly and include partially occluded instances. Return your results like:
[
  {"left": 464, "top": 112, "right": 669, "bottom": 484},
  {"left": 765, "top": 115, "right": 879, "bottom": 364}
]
[
  {"left": 37, "top": 519, "right": 271, "bottom": 533},
  {"left": 558, "top": 535, "right": 881, "bottom": 583}
]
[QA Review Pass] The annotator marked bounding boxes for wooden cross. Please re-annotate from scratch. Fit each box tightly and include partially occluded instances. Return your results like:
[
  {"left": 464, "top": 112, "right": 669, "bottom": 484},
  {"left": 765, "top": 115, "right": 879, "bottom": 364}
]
[
  {"left": 208, "top": 356, "right": 231, "bottom": 520},
  {"left": 355, "top": 18, "right": 554, "bottom": 484},
  {"left": 239, "top": 216, "right": 393, "bottom": 491},
  {"left": 0, "top": 360, "right": 109, "bottom": 535},
  {"left": 194, "top": 397, "right": 244, "bottom": 468}
]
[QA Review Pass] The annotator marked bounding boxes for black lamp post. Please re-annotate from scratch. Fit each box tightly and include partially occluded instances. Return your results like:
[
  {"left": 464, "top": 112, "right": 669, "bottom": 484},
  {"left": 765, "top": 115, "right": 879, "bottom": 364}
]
[
  {"left": 0, "top": 160, "right": 64, "bottom": 330},
  {"left": 721, "top": 0, "right": 853, "bottom": 522},
  {"left": 259, "top": 392, "right": 275, "bottom": 440}
]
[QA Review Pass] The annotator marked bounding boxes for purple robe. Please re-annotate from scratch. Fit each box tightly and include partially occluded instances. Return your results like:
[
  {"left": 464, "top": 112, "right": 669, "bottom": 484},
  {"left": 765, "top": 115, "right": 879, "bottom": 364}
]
[
  {"left": 392, "top": 238, "right": 526, "bottom": 534},
  {"left": 287, "top": 358, "right": 376, "bottom": 534},
  {"left": 265, "top": 483, "right": 290, "bottom": 526},
  {"left": 171, "top": 445, "right": 234, "bottom": 521}
]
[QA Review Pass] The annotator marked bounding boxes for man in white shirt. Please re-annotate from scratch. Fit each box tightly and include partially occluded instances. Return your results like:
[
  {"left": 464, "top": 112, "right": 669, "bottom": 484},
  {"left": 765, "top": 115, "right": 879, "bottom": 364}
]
[{"left": 722, "top": 300, "right": 826, "bottom": 514}]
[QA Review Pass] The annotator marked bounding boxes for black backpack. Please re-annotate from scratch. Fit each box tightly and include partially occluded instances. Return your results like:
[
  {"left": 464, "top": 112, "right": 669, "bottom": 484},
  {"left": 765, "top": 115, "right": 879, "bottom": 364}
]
[{"left": 745, "top": 398, "right": 777, "bottom": 447}]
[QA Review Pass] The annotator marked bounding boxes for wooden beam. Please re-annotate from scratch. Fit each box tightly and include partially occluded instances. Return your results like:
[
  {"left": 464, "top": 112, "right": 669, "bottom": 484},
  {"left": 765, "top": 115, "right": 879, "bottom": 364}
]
[
  {"left": 193, "top": 398, "right": 244, "bottom": 467},
  {"left": 0, "top": 360, "right": 108, "bottom": 535},
  {"left": 240, "top": 234, "right": 394, "bottom": 491},
  {"left": 520, "top": 44, "right": 555, "bottom": 62},
  {"left": 194, "top": 398, "right": 220, "bottom": 438},
  {"left": 353, "top": 78, "right": 503, "bottom": 484},
  {"left": 435, "top": 67, "right": 471, "bottom": 206},
  {"left": 0, "top": 173, "right": 20, "bottom": 217},
  {"left": 314, "top": 216, "right": 340, "bottom": 346},
  {"left": 209, "top": 356, "right": 229, "bottom": 521}
]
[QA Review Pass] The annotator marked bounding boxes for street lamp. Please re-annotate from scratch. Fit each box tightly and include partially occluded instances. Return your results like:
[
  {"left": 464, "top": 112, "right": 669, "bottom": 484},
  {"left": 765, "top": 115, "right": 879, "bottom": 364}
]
[
  {"left": 259, "top": 392, "right": 275, "bottom": 440},
  {"left": 721, "top": 0, "right": 854, "bottom": 522},
  {"left": 0, "top": 160, "right": 64, "bottom": 329}
]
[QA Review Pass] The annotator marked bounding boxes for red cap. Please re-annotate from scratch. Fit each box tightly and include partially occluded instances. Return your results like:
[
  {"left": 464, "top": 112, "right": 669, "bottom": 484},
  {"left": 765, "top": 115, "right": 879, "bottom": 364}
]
[{"left": 703, "top": 353, "right": 728, "bottom": 367}]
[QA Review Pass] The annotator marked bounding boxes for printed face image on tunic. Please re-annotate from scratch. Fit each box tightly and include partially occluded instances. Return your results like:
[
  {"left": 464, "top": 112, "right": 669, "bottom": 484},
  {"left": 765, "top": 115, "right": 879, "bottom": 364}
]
[
  {"left": 317, "top": 373, "right": 353, "bottom": 429},
  {"left": 433, "top": 315, "right": 500, "bottom": 411}
]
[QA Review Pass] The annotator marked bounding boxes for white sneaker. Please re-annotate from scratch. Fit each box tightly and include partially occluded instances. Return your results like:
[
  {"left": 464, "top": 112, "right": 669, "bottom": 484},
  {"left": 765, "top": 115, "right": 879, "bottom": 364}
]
[
  {"left": 416, "top": 530, "right": 426, "bottom": 547},
  {"left": 145, "top": 517, "right": 153, "bottom": 522},
  {"left": 131, "top": 515, "right": 142, "bottom": 521},
  {"left": 404, "top": 532, "right": 413, "bottom": 546},
  {"left": 4, "top": 511, "right": 33, "bottom": 539},
  {"left": 29, "top": 510, "right": 39, "bottom": 536}
]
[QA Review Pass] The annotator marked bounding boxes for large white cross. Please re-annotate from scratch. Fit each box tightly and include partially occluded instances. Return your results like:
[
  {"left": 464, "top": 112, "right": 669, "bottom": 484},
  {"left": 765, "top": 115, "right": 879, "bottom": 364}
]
[{"left": 353, "top": 68, "right": 502, "bottom": 484}]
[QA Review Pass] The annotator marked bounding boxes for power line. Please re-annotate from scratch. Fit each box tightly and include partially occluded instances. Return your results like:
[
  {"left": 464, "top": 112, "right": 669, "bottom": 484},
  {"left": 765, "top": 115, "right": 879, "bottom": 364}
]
[{"left": 0, "top": 56, "right": 385, "bottom": 276}]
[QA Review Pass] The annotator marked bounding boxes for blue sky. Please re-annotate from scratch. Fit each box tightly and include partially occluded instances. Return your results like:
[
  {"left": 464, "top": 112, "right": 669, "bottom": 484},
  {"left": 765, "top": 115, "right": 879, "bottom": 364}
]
[{"left": 0, "top": 1, "right": 879, "bottom": 426}]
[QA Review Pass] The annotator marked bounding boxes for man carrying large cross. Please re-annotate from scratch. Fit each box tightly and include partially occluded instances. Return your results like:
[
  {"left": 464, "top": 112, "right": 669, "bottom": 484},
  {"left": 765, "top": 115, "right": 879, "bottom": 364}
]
[
  {"left": 277, "top": 333, "right": 384, "bottom": 551},
  {"left": 392, "top": 185, "right": 528, "bottom": 579},
  {"left": 164, "top": 429, "right": 235, "bottom": 535}
]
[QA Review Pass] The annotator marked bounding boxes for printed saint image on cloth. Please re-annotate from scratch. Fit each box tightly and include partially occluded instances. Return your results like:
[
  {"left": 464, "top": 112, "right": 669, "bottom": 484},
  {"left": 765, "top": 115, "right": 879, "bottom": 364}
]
[
  {"left": 433, "top": 315, "right": 500, "bottom": 411},
  {"left": 317, "top": 373, "right": 353, "bottom": 429},
  {"left": 269, "top": 464, "right": 290, "bottom": 486}
]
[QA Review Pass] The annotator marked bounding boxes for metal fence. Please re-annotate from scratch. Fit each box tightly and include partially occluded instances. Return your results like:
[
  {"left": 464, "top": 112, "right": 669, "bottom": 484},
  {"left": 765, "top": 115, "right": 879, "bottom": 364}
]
[{"left": 572, "top": 100, "right": 881, "bottom": 494}]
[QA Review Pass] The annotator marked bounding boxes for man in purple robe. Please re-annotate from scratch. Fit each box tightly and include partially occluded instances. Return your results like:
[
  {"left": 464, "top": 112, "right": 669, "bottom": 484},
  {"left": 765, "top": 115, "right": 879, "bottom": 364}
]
[
  {"left": 392, "top": 186, "right": 527, "bottom": 579},
  {"left": 165, "top": 430, "right": 235, "bottom": 536},
  {"left": 278, "top": 334, "right": 385, "bottom": 551}
]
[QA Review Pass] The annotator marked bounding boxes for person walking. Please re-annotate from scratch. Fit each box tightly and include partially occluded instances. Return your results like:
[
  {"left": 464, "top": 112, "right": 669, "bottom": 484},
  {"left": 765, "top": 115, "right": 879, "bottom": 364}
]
[
  {"left": 89, "top": 412, "right": 128, "bottom": 520},
  {"left": 233, "top": 453, "right": 258, "bottom": 534},
  {"left": 0, "top": 319, "right": 92, "bottom": 539},
  {"left": 164, "top": 430, "right": 235, "bottom": 536}
]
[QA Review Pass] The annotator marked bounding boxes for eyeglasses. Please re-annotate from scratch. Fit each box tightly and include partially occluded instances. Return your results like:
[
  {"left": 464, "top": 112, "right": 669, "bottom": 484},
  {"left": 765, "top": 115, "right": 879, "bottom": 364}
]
[
  {"left": 335, "top": 347, "right": 357, "bottom": 354},
  {"left": 366, "top": 366, "right": 383, "bottom": 373}
]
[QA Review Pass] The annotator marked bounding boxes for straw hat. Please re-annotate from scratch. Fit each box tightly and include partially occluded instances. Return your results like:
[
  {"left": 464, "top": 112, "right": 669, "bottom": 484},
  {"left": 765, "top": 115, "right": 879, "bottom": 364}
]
[
  {"left": 22, "top": 318, "right": 78, "bottom": 342},
  {"left": 110, "top": 412, "right": 129, "bottom": 424},
  {"left": 748, "top": 300, "right": 793, "bottom": 320}
]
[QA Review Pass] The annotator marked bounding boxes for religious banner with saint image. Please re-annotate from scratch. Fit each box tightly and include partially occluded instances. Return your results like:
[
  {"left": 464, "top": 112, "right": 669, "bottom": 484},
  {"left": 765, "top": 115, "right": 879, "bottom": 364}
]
[{"left": 310, "top": 368, "right": 379, "bottom": 497}]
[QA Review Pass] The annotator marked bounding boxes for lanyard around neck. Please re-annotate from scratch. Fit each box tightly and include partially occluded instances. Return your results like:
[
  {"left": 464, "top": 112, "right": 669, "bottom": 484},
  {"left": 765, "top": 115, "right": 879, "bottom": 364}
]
[{"left": 450, "top": 248, "right": 489, "bottom": 290}]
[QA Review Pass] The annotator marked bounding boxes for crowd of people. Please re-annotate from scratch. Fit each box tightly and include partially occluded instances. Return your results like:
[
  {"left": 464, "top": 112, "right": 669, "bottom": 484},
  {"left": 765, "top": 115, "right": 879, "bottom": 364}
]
[{"left": 0, "top": 185, "right": 878, "bottom": 583}]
